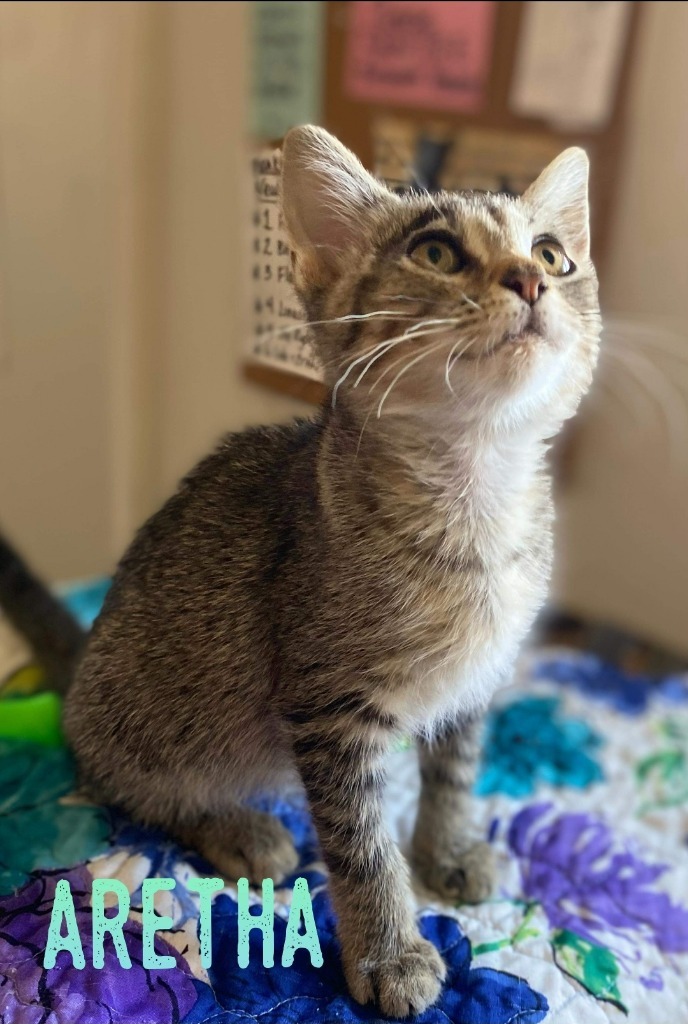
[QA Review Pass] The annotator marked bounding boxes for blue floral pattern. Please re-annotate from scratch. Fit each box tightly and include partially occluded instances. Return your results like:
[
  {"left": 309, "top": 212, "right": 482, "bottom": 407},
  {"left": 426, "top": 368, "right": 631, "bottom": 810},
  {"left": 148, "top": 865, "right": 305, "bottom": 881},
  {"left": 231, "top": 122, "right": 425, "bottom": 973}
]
[
  {"left": 535, "top": 653, "right": 688, "bottom": 715},
  {"left": 185, "top": 892, "right": 548, "bottom": 1024}
]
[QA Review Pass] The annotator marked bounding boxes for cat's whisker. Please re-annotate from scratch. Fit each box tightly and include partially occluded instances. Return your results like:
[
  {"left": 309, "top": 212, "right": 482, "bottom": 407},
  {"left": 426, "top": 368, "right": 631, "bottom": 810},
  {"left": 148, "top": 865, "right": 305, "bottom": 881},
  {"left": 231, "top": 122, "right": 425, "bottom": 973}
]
[
  {"left": 605, "top": 331, "right": 688, "bottom": 367},
  {"left": 376, "top": 342, "right": 449, "bottom": 419},
  {"left": 404, "top": 317, "right": 462, "bottom": 335},
  {"left": 602, "top": 316, "right": 688, "bottom": 371},
  {"left": 259, "top": 310, "right": 416, "bottom": 341},
  {"left": 445, "top": 340, "right": 462, "bottom": 395},
  {"left": 334, "top": 322, "right": 450, "bottom": 406},
  {"left": 402, "top": 160, "right": 446, "bottom": 222},
  {"left": 596, "top": 351, "right": 658, "bottom": 427},
  {"left": 332, "top": 310, "right": 414, "bottom": 325},
  {"left": 355, "top": 402, "right": 378, "bottom": 458},
  {"left": 449, "top": 338, "right": 478, "bottom": 371},
  {"left": 444, "top": 336, "right": 478, "bottom": 393},
  {"left": 601, "top": 347, "right": 688, "bottom": 472},
  {"left": 381, "top": 292, "right": 483, "bottom": 315},
  {"left": 353, "top": 338, "right": 409, "bottom": 388},
  {"left": 601, "top": 346, "right": 687, "bottom": 411},
  {"left": 356, "top": 330, "right": 451, "bottom": 396},
  {"left": 365, "top": 327, "right": 452, "bottom": 395},
  {"left": 333, "top": 338, "right": 405, "bottom": 407},
  {"left": 592, "top": 378, "right": 642, "bottom": 441},
  {"left": 350, "top": 321, "right": 456, "bottom": 389}
]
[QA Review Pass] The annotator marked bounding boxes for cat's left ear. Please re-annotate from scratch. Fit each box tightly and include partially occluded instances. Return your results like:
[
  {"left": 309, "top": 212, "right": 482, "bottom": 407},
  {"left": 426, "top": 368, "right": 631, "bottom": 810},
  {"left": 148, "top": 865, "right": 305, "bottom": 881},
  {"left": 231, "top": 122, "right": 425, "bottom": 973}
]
[
  {"left": 523, "top": 148, "right": 590, "bottom": 261},
  {"left": 281, "top": 125, "right": 397, "bottom": 285}
]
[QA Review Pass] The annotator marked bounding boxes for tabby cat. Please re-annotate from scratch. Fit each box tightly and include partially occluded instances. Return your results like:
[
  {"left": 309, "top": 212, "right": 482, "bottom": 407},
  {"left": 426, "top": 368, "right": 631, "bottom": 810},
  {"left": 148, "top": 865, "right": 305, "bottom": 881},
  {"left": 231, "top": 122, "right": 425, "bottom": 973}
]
[{"left": 8, "top": 126, "right": 601, "bottom": 1016}]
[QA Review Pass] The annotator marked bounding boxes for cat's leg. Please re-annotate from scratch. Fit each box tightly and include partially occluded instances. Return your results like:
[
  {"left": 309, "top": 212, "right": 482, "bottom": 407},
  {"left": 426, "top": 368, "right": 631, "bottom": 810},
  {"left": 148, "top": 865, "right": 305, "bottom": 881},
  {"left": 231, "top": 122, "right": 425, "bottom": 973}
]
[
  {"left": 174, "top": 806, "right": 299, "bottom": 885},
  {"left": 292, "top": 727, "right": 446, "bottom": 1017},
  {"left": 411, "top": 713, "right": 494, "bottom": 902}
]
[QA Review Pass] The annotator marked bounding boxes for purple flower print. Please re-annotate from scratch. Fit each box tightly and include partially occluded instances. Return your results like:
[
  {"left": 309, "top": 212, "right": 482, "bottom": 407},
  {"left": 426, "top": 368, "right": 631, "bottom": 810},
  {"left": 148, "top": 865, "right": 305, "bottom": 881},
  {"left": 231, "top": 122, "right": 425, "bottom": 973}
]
[
  {"left": 0, "top": 865, "right": 198, "bottom": 1024},
  {"left": 508, "top": 803, "right": 688, "bottom": 954}
]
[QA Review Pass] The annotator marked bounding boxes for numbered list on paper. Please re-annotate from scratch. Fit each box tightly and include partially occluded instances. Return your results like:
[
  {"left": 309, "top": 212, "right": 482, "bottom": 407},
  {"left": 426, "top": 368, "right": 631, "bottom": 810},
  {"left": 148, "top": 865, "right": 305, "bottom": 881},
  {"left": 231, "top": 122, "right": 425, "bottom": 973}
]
[{"left": 249, "top": 150, "right": 323, "bottom": 381}]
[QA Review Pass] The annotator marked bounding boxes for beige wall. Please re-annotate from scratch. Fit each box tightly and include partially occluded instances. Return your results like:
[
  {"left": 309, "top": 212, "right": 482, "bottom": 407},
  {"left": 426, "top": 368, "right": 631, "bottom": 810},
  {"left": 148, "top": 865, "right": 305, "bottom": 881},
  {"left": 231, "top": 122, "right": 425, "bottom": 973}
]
[
  {"left": 0, "top": 2, "right": 115, "bottom": 580},
  {"left": 0, "top": 1, "right": 304, "bottom": 581},
  {"left": 158, "top": 1, "right": 306, "bottom": 502},
  {"left": 554, "top": 1, "right": 688, "bottom": 654},
  {"left": 110, "top": 0, "right": 306, "bottom": 555}
]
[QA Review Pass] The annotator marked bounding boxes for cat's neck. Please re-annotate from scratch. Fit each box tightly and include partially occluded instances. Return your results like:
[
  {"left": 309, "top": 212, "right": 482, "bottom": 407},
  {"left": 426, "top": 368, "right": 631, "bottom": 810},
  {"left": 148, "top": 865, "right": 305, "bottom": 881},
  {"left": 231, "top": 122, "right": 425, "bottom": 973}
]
[{"left": 320, "top": 405, "right": 550, "bottom": 554}]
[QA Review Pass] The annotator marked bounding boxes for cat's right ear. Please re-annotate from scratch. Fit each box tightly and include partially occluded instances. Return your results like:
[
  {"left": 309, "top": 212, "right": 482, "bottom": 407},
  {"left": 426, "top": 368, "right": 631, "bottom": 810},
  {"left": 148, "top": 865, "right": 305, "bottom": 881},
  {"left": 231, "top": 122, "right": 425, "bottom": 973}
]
[{"left": 281, "top": 125, "right": 394, "bottom": 286}]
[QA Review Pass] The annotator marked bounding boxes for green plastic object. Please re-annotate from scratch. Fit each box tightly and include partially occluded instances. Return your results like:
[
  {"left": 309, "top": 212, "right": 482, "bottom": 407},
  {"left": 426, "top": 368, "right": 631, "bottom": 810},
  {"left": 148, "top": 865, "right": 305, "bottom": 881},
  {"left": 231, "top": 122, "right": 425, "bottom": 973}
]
[{"left": 0, "top": 692, "right": 64, "bottom": 747}]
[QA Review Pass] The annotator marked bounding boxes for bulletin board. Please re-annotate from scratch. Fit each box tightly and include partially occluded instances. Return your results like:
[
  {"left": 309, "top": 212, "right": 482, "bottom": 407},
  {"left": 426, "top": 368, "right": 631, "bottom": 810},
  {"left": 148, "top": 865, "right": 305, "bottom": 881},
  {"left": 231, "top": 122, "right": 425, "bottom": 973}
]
[{"left": 246, "top": 0, "right": 642, "bottom": 405}]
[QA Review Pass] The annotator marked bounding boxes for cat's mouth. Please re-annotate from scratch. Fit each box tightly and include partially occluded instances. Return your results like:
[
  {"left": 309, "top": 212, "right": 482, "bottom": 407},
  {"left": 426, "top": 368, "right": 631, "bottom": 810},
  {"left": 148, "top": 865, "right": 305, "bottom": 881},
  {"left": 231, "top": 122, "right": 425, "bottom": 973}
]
[
  {"left": 456, "top": 328, "right": 542, "bottom": 362},
  {"left": 445, "top": 313, "right": 546, "bottom": 363},
  {"left": 499, "top": 311, "right": 546, "bottom": 350},
  {"left": 502, "top": 326, "right": 544, "bottom": 346},
  {"left": 465, "top": 325, "right": 544, "bottom": 361}
]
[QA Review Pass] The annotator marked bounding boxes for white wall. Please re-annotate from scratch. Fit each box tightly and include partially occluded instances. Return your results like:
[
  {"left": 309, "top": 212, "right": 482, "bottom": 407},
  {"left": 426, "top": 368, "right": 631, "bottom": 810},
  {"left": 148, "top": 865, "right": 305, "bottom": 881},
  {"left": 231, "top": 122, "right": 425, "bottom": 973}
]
[{"left": 554, "top": 1, "right": 688, "bottom": 654}]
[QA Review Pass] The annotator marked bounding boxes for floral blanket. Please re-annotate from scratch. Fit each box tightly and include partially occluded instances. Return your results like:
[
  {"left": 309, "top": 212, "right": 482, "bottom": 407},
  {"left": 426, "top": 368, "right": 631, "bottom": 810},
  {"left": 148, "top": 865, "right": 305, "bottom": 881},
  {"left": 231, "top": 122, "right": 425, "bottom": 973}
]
[{"left": 1, "top": 587, "right": 688, "bottom": 1023}]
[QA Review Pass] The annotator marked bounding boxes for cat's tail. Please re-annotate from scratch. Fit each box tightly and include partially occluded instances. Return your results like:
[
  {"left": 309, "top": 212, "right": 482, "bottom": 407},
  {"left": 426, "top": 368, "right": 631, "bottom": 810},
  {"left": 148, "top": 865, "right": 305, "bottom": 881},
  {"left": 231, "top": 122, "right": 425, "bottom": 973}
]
[{"left": 0, "top": 532, "right": 86, "bottom": 694}]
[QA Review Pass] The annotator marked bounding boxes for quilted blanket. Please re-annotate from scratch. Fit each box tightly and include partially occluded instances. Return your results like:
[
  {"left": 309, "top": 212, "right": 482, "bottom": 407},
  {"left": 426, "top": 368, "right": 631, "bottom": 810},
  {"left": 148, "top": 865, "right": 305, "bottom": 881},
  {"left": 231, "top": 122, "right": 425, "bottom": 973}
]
[{"left": 1, "top": 584, "right": 687, "bottom": 1023}]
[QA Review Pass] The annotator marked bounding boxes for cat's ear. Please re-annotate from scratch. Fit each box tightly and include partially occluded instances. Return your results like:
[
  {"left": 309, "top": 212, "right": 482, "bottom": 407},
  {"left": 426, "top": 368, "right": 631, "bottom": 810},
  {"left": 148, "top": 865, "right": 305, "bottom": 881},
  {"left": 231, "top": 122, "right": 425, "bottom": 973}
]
[
  {"left": 281, "top": 125, "right": 395, "bottom": 284},
  {"left": 523, "top": 148, "right": 590, "bottom": 261}
]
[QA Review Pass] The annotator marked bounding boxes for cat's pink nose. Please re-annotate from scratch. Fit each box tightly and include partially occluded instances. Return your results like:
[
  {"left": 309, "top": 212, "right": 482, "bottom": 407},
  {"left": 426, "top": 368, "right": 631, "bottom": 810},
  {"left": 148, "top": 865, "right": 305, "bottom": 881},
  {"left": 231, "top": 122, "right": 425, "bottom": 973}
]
[{"left": 501, "top": 267, "right": 547, "bottom": 306}]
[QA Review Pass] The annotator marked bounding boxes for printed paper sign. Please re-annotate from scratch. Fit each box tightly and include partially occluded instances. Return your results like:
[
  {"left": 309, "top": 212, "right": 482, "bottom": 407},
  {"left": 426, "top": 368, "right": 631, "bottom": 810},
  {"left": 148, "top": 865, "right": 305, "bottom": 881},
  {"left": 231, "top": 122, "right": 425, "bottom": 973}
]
[
  {"left": 251, "top": 1, "right": 324, "bottom": 140},
  {"left": 345, "top": 1, "right": 495, "bottom": 113},
  {"left": 511, "top": 1, "right": 631, "bottom": 131},
  {"left": 248, "top": 149, "right": 322, "bottom": 380}
]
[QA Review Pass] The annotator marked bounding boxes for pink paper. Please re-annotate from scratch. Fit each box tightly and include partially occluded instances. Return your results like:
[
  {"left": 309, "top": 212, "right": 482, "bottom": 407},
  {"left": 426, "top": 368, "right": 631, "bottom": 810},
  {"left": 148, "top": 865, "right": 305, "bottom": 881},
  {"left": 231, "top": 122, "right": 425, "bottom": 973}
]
[{"left": 345, "top": 1, "right": 495, "bottom": 112}]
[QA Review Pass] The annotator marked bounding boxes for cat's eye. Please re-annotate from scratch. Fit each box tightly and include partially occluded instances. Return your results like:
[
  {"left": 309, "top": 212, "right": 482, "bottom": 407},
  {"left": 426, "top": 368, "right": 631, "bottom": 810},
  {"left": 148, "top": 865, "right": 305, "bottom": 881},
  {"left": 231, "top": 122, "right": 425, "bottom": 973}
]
[
  {"left": 531, "top": 238, "right": 574, "bottom": 276},
  {"left": 408, "top": 233, "right": 464, "bottom": 274}
]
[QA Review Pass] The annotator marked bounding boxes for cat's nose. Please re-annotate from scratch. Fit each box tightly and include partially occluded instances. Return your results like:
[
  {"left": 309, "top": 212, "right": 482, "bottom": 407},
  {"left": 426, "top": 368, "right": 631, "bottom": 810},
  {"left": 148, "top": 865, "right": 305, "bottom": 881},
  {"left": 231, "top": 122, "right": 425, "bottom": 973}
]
[{"left": 500, "top": 266, "right": 547, "bottom": 306}]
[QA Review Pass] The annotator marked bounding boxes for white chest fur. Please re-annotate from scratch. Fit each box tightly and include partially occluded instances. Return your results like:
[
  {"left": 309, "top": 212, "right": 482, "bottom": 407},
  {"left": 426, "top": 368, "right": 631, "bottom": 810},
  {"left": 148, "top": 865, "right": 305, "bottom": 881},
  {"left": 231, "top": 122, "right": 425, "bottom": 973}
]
[{"left": 371, "top": 451, "right": 553, "bottom": 736}]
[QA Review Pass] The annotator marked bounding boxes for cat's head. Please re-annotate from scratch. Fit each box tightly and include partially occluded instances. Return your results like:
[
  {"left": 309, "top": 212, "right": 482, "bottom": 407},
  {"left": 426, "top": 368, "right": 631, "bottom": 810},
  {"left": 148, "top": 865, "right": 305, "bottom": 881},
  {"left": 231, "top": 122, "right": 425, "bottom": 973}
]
[{"left": 281, "top": 126, "right": 600, "bottom": 440}]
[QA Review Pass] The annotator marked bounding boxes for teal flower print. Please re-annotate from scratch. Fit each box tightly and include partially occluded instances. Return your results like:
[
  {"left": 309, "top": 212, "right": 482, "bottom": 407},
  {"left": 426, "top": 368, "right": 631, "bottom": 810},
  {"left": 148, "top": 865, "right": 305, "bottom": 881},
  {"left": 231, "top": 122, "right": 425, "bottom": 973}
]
[
  {"left": 476, "top": 696, "right": 603, "bottom": 798},
  {"left": 0, "top": 738, "right": 110, "bottom": 894}
]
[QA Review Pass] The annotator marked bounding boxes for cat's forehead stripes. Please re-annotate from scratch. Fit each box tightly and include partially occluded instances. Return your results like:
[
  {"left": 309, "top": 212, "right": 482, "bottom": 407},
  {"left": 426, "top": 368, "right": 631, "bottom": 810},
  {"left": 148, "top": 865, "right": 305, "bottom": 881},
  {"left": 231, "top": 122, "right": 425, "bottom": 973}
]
[{"left": 382, "top": 193, "right": 533, "bottom": 265}]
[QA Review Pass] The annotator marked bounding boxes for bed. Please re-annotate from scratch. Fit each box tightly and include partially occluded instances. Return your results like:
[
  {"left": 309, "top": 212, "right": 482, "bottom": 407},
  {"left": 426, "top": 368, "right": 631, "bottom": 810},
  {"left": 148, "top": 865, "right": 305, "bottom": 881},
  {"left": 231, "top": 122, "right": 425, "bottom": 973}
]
[{"left": 1, "top": 581, "right": 687, "bottom": 1023}]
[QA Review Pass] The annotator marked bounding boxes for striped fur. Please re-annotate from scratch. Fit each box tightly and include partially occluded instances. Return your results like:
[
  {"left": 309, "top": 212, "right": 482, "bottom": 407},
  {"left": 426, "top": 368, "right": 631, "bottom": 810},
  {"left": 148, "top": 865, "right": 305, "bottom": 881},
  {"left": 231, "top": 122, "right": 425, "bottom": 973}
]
[{"left": 64, "top": 127, "right": 600, "bottom": 1016}]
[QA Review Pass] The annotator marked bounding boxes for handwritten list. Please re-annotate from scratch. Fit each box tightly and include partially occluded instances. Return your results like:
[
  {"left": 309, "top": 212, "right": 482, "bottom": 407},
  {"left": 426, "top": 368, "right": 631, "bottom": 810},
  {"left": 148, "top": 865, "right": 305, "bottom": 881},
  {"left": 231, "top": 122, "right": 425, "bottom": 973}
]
[{"left": 249, "top": 150, "right": 322, "bottom": 380}]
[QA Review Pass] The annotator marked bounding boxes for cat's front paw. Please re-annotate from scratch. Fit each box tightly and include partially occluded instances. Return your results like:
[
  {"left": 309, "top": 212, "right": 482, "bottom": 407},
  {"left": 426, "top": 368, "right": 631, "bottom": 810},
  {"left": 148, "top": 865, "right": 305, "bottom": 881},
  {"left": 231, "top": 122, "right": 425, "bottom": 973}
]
[
  {"left": 202, "top": 815, "right": 299, "bottom": 885},
  {"left": 414, "top": 840, "right": 495, "bottom": 903},
  {"left": 346, "top": 937, "right": 446, "bottom": 1017}
]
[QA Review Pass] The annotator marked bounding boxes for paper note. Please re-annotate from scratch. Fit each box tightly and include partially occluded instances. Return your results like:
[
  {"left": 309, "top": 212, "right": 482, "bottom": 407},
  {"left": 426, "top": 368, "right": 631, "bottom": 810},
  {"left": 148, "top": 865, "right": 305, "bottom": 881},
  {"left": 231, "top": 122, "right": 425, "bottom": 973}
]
[
  {"left": 251, "top": 1, "right": 324, "bottom": 140},
  {"left": 345, "top": 1, "right": 495, "bottom": 113},
  {"left": 511, "top": 1, "right": 631, "bottom": 131},
  {"left": 248, "top": 149, "right": 323, "bottom": 380},
  {"left": 372, "top": 116, "right": 563, "bottom": 196}
]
